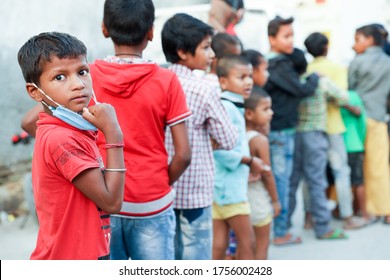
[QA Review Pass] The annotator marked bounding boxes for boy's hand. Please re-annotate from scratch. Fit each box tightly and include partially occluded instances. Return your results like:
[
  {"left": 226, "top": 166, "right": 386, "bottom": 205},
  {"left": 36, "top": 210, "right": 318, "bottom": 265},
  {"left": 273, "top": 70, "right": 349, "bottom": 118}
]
[
  {"left": 250, "top": 157, "right": 271, "bottom": 175},
  {"left": 82, "top": 104, "right": 122, "bottom": 139},
  {"left": 272, "top": 201, "right": 281, "bottom": 217}
]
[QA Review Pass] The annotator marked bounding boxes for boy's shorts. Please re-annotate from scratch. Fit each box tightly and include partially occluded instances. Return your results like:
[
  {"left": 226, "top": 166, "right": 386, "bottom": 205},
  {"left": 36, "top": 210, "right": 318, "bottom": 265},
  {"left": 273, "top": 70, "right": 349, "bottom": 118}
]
[
  {"left": 248, "top": 180, "right": 273, "bottom": 227},
  {"left": 348, "top": 152, "right": 364, "bottom": 186},
  {"left": 212, "top": 202, "right": 250, "bottom": 220}
]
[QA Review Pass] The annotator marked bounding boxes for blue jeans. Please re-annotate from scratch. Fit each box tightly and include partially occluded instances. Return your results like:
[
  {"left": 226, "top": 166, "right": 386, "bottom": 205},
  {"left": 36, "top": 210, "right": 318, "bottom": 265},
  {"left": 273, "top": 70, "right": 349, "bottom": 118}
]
[
  {"left": 174, "top": 207, "right": 212, "bottom": 260},
  {"left": 328, "top": 134, "right": 353, "bottom": 218},
  {"left": 110, "top": 207, "right": 175, "bottom": 260},
  {"left": 269, "top": 130, "right": 295, "bottom": 238}
]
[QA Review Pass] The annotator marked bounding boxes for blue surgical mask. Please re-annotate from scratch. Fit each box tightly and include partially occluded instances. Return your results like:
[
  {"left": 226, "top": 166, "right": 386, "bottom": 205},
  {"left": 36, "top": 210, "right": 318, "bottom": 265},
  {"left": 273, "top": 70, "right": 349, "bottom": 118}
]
[{"left": 32, "top": 83, "right": 98, "bottom": 131}]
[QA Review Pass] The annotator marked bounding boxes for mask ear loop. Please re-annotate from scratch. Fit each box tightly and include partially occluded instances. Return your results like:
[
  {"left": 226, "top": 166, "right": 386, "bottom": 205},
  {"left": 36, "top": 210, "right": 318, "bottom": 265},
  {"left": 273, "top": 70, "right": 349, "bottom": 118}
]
[
  {"left": 32, "top": 83, "right": 63, "bottom": 108},
  {"left": 91, "top": 88, "right": 100, "bottom": 105}
]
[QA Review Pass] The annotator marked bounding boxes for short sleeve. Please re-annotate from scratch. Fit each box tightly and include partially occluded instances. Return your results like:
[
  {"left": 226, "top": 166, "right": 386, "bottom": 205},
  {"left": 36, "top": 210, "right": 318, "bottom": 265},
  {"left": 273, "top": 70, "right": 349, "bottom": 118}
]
[
  {"left": 47, "top": 133, "right": 101, "bottom": 182},
  {"left": 166, "top": 74, "right": 192, "bottom": 126}
]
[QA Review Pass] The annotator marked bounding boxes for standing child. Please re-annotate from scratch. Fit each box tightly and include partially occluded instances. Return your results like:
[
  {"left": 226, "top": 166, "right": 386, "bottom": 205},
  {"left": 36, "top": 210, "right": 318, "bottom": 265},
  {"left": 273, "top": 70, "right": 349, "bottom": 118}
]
[
  {"left": 304, "top": 32, "right": 365, "bottom": 230},
  {"left": 341, "top": 90, "right": 375, "bottom": 224},
  {"left": 161, "top": 13, "right": 238, "bottom": 260},
  {"left": 244, "top": 87, "right": 280, "bottom": 259},
  {"left": 287, "top": 48, "right": 347, "bottom": 240},
  {"left": 242, "top": 49, "right": 269, "bottom": 88},
  {"left": 263, "top": 16, "right": 319, "bottom": 245},
  {"left": 348, "top": 24, "right": 390, "bottom": 224},
  {"left": 90, "top": 0, "right": 192, "bottom": 260},
  {"left": 212, "top": 54, "right": 266, "bottom": 260},
  {"left": 17, "top": 32, "right": 125, "bottom": 259}
]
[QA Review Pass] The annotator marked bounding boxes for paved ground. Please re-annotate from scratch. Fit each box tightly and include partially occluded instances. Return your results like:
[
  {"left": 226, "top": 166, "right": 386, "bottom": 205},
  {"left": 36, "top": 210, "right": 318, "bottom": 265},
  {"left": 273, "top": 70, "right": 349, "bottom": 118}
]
[{"left": 1, "top": 187, "right": 390, "bottom": 260}]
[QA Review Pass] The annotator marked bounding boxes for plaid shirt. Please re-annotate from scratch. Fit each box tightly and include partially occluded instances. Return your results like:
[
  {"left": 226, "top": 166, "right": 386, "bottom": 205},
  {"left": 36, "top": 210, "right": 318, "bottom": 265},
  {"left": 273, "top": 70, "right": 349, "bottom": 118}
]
[
  {"left": 165, "top": 64, "right": 238, "bottom": 209},
  {"left": 297, "top": 77, "right": 349, "bottom": 132}
]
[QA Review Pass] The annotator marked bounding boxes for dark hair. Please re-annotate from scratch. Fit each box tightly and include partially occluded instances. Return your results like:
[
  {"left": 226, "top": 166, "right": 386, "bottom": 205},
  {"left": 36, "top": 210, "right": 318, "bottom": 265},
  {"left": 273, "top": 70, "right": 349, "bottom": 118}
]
[
  {"left": 286, "top": 47, "right": 307, "bottom": 75},
  {"left": 244, "top": 86, "right": 270, "bottom": 110},
  {"left": 17, "top": 32, "right": 87, "bottom": 85},
  {"left": 241, "top": 49, "right": 264, "bottom": 68},
  {"left": 162, "top": 13, "right": 214, "bottom": 63},
  {"left": 304, "top": 32, "right": 329, "bottom": 57},
  {"left": 370, "top": 23, "right": 389, "bottom": 39},
  {"left": 103, "top": 0, "right": 155, "bottom": 46},
  {"left": 268, "top": 16, "right": 294, "bottom": 37},
  {"left": 211, "top": 33, "right": 242, "bottom": 59},
  {"left": 224, "top": 0, "right": 244, "bottom": 10},
  {"left": 216, "top": 54, "right": 250, "bottom": 78},
  {"left": 356, "top": 24, "right": 383, "bottom": 46}
]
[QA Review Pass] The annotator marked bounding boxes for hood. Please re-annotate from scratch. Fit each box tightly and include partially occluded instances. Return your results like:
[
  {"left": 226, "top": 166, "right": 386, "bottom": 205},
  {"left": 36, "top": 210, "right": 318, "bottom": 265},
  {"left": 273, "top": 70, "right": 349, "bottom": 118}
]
[{"left": 90, "top": 60, "right": 158, "bottom": 98}]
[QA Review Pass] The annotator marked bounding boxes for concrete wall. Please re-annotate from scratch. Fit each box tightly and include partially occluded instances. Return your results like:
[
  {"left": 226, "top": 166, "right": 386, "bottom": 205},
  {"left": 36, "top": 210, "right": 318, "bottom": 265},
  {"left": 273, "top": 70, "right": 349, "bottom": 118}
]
[{"left": 0, "top": 0, "right": 208, "bottom": 168}]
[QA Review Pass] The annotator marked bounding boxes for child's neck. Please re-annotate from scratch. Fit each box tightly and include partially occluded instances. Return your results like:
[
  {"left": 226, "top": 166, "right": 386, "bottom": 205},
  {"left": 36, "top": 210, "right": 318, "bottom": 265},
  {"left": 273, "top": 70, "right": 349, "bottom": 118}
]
[
  {"left": 245, "top": 121, "right": 258, "bottom": 131},
  {"left": 114, "top": 45, "right": 143, "bottom": 58}
]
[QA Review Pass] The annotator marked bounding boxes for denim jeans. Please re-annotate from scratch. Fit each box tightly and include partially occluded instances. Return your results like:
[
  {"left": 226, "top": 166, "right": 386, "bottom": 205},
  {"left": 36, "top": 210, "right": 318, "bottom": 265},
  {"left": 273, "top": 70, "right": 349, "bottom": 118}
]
[
  {"left": 269, "top": 129, "right": 295, "bottom": 238},
  {"left": 174, "top": 207, "right": 212, "bottom": 260},
  {"left": 110, "top": 207, "right": 175, "bottom": 260},
  {"left": 328, "top": 134, "right": 353, "bottom": 218}
]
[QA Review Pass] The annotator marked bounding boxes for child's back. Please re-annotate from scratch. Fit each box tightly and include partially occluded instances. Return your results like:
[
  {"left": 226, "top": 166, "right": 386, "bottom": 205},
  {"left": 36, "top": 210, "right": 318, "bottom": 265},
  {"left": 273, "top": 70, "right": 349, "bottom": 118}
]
[{"left": 91, "top": 0, "right": 191, "bottom": 260}]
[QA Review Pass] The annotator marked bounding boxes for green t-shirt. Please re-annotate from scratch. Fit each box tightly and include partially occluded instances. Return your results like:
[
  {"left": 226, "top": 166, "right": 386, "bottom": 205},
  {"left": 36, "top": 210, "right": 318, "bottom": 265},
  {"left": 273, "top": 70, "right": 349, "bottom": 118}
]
[{"left": 340, "top": 90, "right": 366, "bottom": 152}]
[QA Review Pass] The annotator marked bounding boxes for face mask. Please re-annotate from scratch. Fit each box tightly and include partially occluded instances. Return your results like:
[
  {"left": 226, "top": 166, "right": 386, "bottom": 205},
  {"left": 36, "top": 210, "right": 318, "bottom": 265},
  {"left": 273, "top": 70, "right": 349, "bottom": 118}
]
[{"left": 32, "top": 83, "right": 98, "bottom": 131}]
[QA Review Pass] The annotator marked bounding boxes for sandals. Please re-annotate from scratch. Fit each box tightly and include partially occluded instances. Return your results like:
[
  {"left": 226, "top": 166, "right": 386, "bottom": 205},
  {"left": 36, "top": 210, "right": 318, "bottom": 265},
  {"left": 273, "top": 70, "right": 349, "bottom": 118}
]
[
  {"left": 317, "top": 228, "right": 347, "bottom": 240},
  {"left": 272, "top": 233, "right": 302, "bottom": 246}
]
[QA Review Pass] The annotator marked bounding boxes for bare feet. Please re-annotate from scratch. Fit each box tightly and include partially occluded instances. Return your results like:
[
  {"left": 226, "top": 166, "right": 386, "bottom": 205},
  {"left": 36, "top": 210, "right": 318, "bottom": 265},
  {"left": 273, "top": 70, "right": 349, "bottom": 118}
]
[{"left": 272, "top": 233, "right": 302, "bottom": 246}]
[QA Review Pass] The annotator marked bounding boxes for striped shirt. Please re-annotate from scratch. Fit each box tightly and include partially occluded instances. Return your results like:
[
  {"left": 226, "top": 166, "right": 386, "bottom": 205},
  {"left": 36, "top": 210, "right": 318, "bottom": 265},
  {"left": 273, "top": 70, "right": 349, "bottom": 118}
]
[{"left": 165, "top": 64, "right": 238, "bottom": 209}]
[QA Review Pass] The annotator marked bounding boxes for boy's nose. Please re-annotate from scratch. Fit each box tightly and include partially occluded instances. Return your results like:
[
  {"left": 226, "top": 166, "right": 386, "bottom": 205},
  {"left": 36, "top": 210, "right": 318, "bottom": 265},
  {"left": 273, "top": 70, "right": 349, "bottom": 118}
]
[{"left": 71, "top": 76, "right": 86, "bottom": 90}]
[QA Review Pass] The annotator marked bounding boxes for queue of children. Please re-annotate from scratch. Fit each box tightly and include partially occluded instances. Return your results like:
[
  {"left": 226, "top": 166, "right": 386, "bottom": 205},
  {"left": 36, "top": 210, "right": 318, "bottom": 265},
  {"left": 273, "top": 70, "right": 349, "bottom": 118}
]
[{"left": 17, "top": 0, "right": 390, "bottom": 260}]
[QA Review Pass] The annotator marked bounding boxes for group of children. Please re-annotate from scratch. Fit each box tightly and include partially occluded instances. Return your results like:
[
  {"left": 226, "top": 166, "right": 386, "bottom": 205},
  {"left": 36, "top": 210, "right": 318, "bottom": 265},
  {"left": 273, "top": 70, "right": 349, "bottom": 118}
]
[{"left": 17, "top": 0, "right": 390, "bottom": 260}]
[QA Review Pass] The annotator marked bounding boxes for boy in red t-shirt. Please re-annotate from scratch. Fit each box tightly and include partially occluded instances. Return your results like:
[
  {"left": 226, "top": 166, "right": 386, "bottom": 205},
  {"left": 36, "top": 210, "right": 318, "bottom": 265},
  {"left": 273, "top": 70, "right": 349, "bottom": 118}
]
[
  {"left": 21, "top": 0, "right": 191, "bottom": 260},
  {"left": 17, "top": 32, "right": 125, "bottom": 260}
]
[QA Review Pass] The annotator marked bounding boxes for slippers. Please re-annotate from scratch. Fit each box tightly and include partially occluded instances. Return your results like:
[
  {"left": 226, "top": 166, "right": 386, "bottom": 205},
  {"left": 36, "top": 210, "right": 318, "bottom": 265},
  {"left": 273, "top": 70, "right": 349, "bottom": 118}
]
[
  {"left": 272, "top": 233, "right": 302, "bottom": 246},
  {"left": 364, "top": 216, "right": 380, "bottom": 226},
  {"left": 317, "top": 229, "right": 348, "bottom": 240},
  {"left": 343, "top": 216, "right": 367, "bottom": 230}
]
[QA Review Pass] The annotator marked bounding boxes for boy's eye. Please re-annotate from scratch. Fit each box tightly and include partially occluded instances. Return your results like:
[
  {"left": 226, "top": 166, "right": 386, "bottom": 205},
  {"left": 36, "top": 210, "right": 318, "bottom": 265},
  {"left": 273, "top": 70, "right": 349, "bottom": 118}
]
[
  {"left": 79, "top": 69, "right": 89, "bottom": 76},
  {"left": 54, "top": 74, "right": 65, "bottom": 81}
]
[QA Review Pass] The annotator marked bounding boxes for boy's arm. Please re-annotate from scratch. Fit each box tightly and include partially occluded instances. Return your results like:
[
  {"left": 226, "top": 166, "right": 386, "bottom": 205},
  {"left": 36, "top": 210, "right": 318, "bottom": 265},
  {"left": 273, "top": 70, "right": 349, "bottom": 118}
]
[
  {"left": 167, "top": 122, "right": 191, "bottom": 185},
  {"left": 21, "top": 104, "right": 43, "bottom": 137},
  {"left": 206, "top": 91, "right": 238, "bottom": 150},
  {"left": 250, "top": 135, "right": 279, "bottom": 205},
  {"left": 72, "top": 104, "right": 125, "bottom": 214},
  {"left": 322, "top": 78, "right": 349, "bottom": 106},
  {"left": 268, "top": 60, "right": 319, "bottom": 98}
]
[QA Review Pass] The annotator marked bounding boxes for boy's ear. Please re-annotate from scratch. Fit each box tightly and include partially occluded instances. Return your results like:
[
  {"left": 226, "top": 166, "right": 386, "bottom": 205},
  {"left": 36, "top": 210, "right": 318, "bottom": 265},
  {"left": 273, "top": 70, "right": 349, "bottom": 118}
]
[
  {"left": 219, "top": 76, "right": 228, "bottom": 91},
  {"left": 101, "top": 22, "right": 110, "bottom": 38},
  {"left": 244, "top": 108, "right": 253, "bottom": 121},
  {"left": 177, "top": 49, "right": 188, "bottom": 61},
  {"left": 147, "top": 26, "right": 154, "bottom": 42},
  {"left": 26, "top": 83, "right": 43, "bottom": 102}
]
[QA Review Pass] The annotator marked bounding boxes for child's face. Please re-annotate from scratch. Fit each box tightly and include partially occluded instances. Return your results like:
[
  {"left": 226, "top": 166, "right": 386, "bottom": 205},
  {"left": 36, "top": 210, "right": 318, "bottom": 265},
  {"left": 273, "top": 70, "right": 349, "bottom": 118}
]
[
  {"left": 220, "top": 64, "right": 253, "bottom": 99},
  {"left": 180, "top": 35, "right": 215, "bottom": 71},
  {"left": 246, "top": 97, "right": 273, "bottom": 128},
  {"left": 269, "top": 24, "right": 294, "bottom": 54},
  {"left": 353, "top": 32, "right": 373, "bottom": 54},
  {"left": 253, "top": 57, "right": 269, "bottom": 87},
  {"left": 36, "top": 55, "right": 92, "bottom": 113}
]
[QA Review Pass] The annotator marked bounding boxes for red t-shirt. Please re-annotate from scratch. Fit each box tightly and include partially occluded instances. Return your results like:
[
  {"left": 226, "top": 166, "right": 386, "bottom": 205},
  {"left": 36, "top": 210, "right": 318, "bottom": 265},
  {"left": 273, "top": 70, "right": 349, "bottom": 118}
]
[
  {"left": 90, "top": 59, "right": 191, "bottom": 216},
  {"left": 30, "top": 113, "right": 110, "bottom": 260}
]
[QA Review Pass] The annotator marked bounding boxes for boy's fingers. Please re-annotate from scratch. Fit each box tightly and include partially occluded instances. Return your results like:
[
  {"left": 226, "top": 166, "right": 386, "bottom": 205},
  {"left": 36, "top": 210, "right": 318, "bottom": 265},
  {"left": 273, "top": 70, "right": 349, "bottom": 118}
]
[{"left": 82, "top": 107, "right": 95, "bottom": 121}]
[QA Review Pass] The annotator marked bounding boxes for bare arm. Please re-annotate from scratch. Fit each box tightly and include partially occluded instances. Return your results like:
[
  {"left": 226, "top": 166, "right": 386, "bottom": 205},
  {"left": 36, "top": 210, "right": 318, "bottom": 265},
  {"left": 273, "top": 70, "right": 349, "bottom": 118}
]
[
  {"left": 72, "top": 104, "right": 125, "bottom": 213},
  {"left": 250, "top": 134, "right": 280, "bottom": 216},
  {"left": 21, "top": 104, "right": 43, "bottom": 137},
  {"left": 168, "top": 122, "right": 191, "bottom": 185}
]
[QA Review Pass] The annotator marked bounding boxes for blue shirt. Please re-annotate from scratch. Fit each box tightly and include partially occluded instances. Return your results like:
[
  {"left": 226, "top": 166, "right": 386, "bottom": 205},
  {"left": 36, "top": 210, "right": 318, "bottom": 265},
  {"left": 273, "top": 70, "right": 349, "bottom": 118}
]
[{"left": 213, "top": 91, "right": 250, "bottom": 205}]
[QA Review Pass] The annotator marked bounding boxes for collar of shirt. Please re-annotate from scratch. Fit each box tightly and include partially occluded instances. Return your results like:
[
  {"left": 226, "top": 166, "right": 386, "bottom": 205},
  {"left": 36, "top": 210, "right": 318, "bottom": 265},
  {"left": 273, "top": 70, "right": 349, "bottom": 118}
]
[
  {"left": 104, "top": 55, "right": 153, "bottom": 64},
  {"left": 221, "top": 90, "right": 245, "bottom": 104},
  {"left": 169, "top": 64, "right": 193, "bottom": 77}
]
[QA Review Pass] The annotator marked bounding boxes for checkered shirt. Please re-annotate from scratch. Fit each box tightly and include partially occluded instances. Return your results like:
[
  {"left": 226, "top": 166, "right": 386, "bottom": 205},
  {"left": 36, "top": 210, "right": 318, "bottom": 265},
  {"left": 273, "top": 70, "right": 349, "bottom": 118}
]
[{"left": 165, "top": 64, "right": 238, "bottom": 209}]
